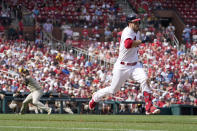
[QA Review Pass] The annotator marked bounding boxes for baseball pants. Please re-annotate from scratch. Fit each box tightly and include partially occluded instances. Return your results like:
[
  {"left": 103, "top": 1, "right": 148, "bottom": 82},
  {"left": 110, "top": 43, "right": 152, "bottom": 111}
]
[
  {"left": 22, "top": 90, "right": 50, "bottom": 112},
  {"left": 93, "top": 62, "right": 150, "bottom": 102}
]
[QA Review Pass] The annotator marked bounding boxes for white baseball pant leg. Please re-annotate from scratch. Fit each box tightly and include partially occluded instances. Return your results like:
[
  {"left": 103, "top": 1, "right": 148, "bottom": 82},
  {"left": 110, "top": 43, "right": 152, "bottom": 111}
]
[
  {"left": 31, "top": 90, "right": 50, "bottom": 112},
  {"left": 131, "top": 63, "right": 151, "bottom": 93},
  {"left": 20, "top": 92, "right": 33, "bottom": 113},
  {"left": 93, "top": 68, "right": 130, "bottom": 102},
  {"left": 131, "top": 63, "right": 153, "bottom": 112}
]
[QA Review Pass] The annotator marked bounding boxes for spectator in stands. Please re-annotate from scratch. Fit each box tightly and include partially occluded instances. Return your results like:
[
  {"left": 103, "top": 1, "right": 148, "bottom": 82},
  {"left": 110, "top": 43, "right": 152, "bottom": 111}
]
[
  {"left": 84, "top": 59, "right": 92, "bottom": 68},
  {"left": 11, "top": 81, "right": 18, "bottom": 92},
  {"left": 177, "top": 48, "right": 185, "bottom": 56},
  {"left": 91, "top": 26, "right": 101, "bottom": 41},
  {"left": 95, "top": 7, "right": 102, "bottom": 16},
  {"left": 60, "top": 22, "right": 69, "bottom": 42},
  {"left": 101, "top": 102, "right": 112, "bottom": 114},
  {"left": 64, "top": 25, "right": 73, "bottom": 40},
  {"left": 7, "top": 25, "right": 18, "bottom": 40},
  {"left": 162, "top": 39, "right": 169, "bottom": 47},
  {"left": 0, "top": 9, "right": 11, "bottom": 26},
  {"left": 163, "top": 99, "right": 171, "bottom": 107},
  {"left": 104, "top": 27, "right": 112, "bottom": 41},
  {"left": 0, "top": 92, "right": 5, "bottom": 109},
  {"left": 125, "top": 93, "right": 136, "bottom": 113},
  {"left": 153, "top": 1, "right": 162, "bottom": 10},
  {"left": 32, "top": 7, "right": 40, "bottom": 18},
  {"left": 8, "top": 92, "right": 22, "bottom": 113},
  {"left": 82, "top": 26, "right": 89, "bottom": 40},
  {"left": 16, "top": 4, "right": 23, "bottom": 21},
  {"left": 167, "top": 22, "right": 175, "bottom": 35},
  {"left": 191, "top": 42, "right": 197, "bottom": 56},
  {"left": 182, "top": 24, "right": 191, "bottom": 44},
  {"left": 54, "top": 93, "right": 73, "bottom": 114},
  {"left": 18, "top": 20, "right": 24, "bottom": 36},
  {"left": 43, "top": 19, "right": 53, "bottom": 40},
  {"left": 85, "top": 13, "right": 91, "bottom": 27},
  {"left": 158, "top": 97, "right": 165, "bottom": 108},
  {"left": 191, "top": 26, "right": 197, "bottom": 42},
  {"left": 0, "top": 23, "right": 5, "bottom": 36},
  {"left": 81, "top": 6, "right": 87, "bottom": 15},
  {"left": 35, "top": 22, "right": 42, "bottom": 39}
]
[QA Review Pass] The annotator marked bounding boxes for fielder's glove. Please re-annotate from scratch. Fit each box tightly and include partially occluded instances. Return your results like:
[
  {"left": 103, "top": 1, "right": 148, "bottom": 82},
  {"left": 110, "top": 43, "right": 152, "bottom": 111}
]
[{"left": 141, "top": 36, "right": 149, "bottom": 43}]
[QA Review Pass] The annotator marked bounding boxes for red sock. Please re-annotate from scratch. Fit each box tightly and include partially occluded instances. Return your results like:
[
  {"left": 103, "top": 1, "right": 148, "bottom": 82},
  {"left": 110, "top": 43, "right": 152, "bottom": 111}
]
[{"left": 143, "top": 91, "right": 153, "bottom": 112}]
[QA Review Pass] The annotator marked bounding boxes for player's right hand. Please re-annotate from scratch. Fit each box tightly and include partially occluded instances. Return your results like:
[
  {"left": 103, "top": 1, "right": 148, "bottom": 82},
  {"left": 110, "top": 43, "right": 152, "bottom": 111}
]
[{"left": 132, "top": 40, "right": 142, "bottom": 47}]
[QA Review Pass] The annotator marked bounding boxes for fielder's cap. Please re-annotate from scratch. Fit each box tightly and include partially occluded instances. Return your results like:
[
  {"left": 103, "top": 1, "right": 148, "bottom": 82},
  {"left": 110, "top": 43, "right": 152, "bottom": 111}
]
[
  {"left": 18, "top": 68, "right": 24, "bottom": 73},
  {"left": 126, "top": 14, "right": 140, "bottom": 23},
  {"left": 19, "top": 68, "right": 29, "bottom": 74}
]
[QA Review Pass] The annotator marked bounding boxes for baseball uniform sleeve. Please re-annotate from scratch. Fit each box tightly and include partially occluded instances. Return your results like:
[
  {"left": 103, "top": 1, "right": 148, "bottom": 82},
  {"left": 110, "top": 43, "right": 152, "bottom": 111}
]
[{"left": 124, "top": 38, "right": 133, "bottom": 49}]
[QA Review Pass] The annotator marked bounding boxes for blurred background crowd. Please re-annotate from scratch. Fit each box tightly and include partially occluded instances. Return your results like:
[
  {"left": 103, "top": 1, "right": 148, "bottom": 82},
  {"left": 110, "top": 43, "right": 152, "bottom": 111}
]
[{"left": 0, "top": 0, "right": 197, "bottom": 114}]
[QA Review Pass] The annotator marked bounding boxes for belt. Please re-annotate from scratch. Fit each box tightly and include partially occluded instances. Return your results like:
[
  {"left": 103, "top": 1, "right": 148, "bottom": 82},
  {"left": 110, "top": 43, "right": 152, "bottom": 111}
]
[{"left": 120, "top": 61, "right": 137, "bottom": 66}]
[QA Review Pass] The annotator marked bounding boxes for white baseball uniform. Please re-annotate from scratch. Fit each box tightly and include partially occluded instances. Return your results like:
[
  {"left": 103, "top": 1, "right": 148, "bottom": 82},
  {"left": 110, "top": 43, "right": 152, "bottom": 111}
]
[{"left": 92, "top": 26, "right": 151, "bottom": 102}]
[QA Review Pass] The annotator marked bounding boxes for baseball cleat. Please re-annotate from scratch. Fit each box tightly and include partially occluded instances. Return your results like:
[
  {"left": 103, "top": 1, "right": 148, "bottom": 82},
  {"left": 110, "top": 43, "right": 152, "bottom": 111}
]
[
  {"left": 89, "top": 99, "right": 96, "bottom": 110},
  {"left": 19, "top": 112, "right": 24, "bottom": 115},
  {"left": 152, "top": 109, "right": 160, "bottom": 115},
  {"left": 145, "top": 111, "right": 152, "bottom": 115},
  {"left": 48, "top": 108, "right": 52, "bottom": 115}
]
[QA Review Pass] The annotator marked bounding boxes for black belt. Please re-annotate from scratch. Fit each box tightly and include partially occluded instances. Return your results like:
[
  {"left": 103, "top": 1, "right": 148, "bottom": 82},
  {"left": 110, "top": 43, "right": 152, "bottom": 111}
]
[{"left": 120, "top": 62, "right": 137, "bottom": 66}]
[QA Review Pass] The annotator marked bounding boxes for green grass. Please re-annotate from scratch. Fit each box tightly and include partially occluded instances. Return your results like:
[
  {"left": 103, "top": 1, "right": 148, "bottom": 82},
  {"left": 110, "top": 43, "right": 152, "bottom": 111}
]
[{"left": 0, "top": 114, "right": 197, "bottom": 131}]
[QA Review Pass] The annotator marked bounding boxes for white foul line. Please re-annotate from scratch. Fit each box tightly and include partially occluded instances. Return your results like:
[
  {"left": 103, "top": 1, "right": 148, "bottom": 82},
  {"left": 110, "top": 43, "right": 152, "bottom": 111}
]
[{"left": 0, "top": 125, "right": 166, "bottom": 131}]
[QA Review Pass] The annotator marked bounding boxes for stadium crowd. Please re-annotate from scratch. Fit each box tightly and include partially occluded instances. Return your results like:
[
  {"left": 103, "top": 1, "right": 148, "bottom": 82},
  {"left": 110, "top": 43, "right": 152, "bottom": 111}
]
[
  {"left": 0, "top": 0, "right": 197, "bottom": 114},
  {"left": 1, "top": 0, "right": 124, "bottom": 27},
  {"left": 128, "top": 0, "right": 197, "bottom": 26}
]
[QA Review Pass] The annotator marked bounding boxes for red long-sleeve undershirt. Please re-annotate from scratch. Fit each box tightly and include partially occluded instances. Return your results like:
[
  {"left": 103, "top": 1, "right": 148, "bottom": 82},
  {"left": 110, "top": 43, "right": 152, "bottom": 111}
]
[{"left": 124, "top": 38, "right": 133, "bottom": 49}]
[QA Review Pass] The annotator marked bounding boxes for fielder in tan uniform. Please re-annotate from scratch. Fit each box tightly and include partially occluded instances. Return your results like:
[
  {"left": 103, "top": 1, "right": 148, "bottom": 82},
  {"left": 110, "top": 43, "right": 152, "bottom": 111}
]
[{"left": 19, "top": 68, "right": 52, "bottom": 115}]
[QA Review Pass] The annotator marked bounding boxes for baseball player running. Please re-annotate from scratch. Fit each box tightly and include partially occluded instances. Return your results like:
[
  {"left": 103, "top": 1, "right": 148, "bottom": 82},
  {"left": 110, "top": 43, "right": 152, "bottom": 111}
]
[
  {"left": 18, "top": 68, "right": 52, "bottom": 115},
  {"left": 89, "top": 14, "right": 160, "bottom": 115}
]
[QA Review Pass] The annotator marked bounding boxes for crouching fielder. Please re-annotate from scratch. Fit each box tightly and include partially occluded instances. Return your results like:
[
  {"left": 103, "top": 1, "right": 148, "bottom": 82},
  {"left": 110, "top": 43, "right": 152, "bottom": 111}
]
[
  {"left": 89, "top": 14, "right": 160, "bottom": 115},
  {"left": 18, "top": 68, "right": 52, "bottom": 115}
]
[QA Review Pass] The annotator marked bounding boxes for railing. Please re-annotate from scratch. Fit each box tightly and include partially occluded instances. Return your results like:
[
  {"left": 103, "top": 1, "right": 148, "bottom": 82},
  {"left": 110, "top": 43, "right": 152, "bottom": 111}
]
[
  {"left": 21, "top": 7, "right": 115, "bottom": 68},
  {"left": 1, "top": 95, "right": 145, "bottom": 115},
  {"left": 172, "top": 33, "right": 180, "bottom": 49},
  {"left": 120, "top": 0, "right": 134, "bottom": 14},
  {"left": 21, "top": 9, "right": 115, "bottom": 68},
  {"left": 3, "top": 95, "right": 197, "bottom": 115},
  {"left": 42, "top": 29, "right": 115, "bottom": 68},
  {"left": 23, "top": 12, "right": 35, "bottom": 26},
  {"left": 0, "top": 70, "right": 19, "bottom": 80}
]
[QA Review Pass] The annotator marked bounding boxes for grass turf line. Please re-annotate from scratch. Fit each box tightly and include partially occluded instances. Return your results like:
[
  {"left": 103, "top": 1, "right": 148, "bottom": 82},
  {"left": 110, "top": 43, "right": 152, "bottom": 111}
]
[{"left": 0, "top": 114, "right": 197, "bottom": 131}]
